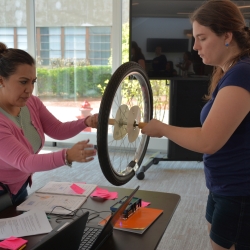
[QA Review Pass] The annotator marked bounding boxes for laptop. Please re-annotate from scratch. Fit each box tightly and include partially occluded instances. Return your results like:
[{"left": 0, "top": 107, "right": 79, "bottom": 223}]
[{"left": 31, "top": 185, "right": 140, "bottom": 250}]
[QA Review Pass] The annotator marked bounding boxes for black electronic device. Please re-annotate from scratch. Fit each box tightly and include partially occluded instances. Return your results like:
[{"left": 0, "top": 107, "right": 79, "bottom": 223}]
[{"left": 110, "top": 196, "right": 141, "bottom": 219}]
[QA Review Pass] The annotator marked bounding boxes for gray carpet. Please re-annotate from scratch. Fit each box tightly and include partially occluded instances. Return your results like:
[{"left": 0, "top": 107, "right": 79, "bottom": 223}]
[{"left": 30, "top": 146, "right": 211, "bottom": 250}]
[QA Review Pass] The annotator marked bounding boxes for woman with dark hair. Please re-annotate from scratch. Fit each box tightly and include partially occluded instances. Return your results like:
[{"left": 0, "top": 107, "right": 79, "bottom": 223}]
[
  {"left": 165, "top": 61, "right": 177, "bottom": 77},
  {"left": 176, "top": 51, "right": 195, "bottom": 75},
  {"left": 131, "top": 41, "right": 146, "bottom": 70},
  {"left": 142, "top": 1, "right": 250, "bottom": 249},
  {"left": 0, "top": 42, "right": 98, "bottom": 205}
]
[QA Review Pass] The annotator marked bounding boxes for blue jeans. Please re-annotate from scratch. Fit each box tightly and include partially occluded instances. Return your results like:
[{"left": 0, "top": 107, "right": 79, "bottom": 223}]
[
  {"left": 206, "top": 191, "right": 250, "bottom": 250},
  {"left": 0, "top": 181, "right": 28, "bottom": 206}
]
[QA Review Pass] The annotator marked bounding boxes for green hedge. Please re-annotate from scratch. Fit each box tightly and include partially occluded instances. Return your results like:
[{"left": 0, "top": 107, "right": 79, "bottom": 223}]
[{"left": 37, "top": 65, "right": 112, "bottom": 98}]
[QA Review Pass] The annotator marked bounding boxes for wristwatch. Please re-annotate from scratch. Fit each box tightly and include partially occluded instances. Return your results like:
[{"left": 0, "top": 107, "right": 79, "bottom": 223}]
[{"left": 64, "top": 150, "right": 72, "bottom": 167}]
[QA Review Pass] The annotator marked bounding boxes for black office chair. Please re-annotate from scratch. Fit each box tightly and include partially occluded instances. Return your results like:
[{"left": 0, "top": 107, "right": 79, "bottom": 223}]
[{"left": 0, "top": 183, "right": 13, "bottom": 212}]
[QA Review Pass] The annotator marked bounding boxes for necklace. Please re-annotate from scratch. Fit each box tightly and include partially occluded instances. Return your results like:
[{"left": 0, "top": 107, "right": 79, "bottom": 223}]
[
  {"left": 225, "top": 61, "right": 234, "bottom": 72},
  {"left": 228, "top": 62, "right": 233, "bottom": 68},
  {"left": 15, "top": 108, "right": 23, "bottom": 129}
]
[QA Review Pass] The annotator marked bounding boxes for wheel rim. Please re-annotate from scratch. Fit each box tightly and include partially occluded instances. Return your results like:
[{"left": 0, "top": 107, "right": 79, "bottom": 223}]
[
  {"left": 97, "top": 62, "right": 153, "bottom": 185},
  {"left": 105, "top": 71, "right": 151, "bottom": 177}
]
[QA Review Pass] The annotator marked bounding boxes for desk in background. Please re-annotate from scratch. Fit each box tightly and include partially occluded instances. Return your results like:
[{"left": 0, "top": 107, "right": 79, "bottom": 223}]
[{"left": 0, "top": 186, "right": 180, "bottom": 250}]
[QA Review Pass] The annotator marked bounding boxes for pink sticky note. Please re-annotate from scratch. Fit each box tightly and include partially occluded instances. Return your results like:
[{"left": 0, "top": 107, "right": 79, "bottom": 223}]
[
  {"left": 107, "top": 192, "right": 118, "bottom": 200},
  {"left": 96, "top": 187, "right": 109, "bottom": 194},
  {"left": 0, "top": 236, "right": 27, "bottom": 250},
  {"left": 91, "top": 187, "right": 109, "bottom": 197},
  {"left": 141, "top": 201, "right": 151, "bottom": 207},
  {"left": 90, "top": 187, "right": 118, "bottom": 200},
  {"left": 70, "top": 184, "right": 85, "bottom": 194},
  {"left": 91, "top": 190, "right": 109, "bottom": 198}
]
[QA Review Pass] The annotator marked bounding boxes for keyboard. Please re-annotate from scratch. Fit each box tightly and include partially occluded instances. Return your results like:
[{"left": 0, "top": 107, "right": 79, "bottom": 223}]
[{"left": 78, "top": 226, "right": 102, "bottom": 250}]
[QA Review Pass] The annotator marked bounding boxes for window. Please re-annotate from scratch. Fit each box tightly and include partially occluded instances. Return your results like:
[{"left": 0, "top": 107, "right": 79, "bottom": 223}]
[
  {"left": 64, "top": 27, "right": 86, "bottom": 60},
  {"left": 17, "top": 28, "right": 27, "bottom": 51},
  {"left": 0, "top": 28, "right": 14, "bottom": 48},
  {"left": 89, "top": 27, "right": 111, "bottom": 65},
  {"left": 40, "top": 27, "right": 61, "bottom": 65}
]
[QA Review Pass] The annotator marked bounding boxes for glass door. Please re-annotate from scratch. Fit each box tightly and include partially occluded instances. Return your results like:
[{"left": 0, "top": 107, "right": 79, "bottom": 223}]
[{"left": 35, "top": 0, "right": 112, "bottom": 142}]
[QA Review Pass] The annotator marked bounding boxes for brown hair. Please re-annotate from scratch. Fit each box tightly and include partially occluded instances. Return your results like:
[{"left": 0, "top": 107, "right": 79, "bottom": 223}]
[
  {"left": 190, "top": 0, "right": 250, "bottom": 99},
  {"left": 131, "top": 41, "right": 145, "bottom": 61},
  {"left": 0, "top": 42, "right": 35, "bottom": 78}
]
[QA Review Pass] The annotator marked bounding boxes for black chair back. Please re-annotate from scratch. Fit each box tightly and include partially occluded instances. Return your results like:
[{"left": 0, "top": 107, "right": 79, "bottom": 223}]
[{"left": 0, "top": 182, "right": 13, "bottom": 212}]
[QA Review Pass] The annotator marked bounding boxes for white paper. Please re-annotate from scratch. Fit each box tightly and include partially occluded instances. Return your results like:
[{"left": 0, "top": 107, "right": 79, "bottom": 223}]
[
  {"left": 36, "top": 182, "right": 97, "bottom": 197},
  {"left": 16, "top": 193, "right": 87, "bottom": 215},
  {"left": 0, "top": 209, "right": 52, "bottom": 240}
]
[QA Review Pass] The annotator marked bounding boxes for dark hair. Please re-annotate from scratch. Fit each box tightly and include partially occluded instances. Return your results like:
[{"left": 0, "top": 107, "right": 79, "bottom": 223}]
[
  {"left": 190, "top": 0, "right": 250, "bottom": 99},
  {"left": 131, "top": 41, "right": 145, "bottom": 61},
  {"left": 184, "top": 51, "right": 193, "bottom": 61},
  {"left": 0, "top": 42, "right": 35, "bottom": 78},
  {"left": 167, "top": 61, "right": 174, "bottom": 71},
  {"left": 131, "top": 41, "right": 142, "bottom": 54}
]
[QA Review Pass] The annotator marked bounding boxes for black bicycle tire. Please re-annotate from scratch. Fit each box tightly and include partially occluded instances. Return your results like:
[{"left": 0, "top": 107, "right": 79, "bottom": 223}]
[{"left": 97, "top": 61, "right": 153, "bottom": 186}]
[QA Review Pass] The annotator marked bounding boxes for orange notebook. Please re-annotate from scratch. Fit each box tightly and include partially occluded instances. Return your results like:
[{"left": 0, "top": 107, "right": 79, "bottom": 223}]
[{"left": 99, "top": 207, "right": 163, "bottom": 234}]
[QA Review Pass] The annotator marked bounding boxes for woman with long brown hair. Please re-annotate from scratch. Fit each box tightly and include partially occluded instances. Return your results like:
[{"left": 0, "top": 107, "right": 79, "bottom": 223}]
[
  {"left": 131, "top": 41, "right": 146, "bottom": 70},
  {"left": 142, "top": 1, "right": 250, "bottom": 249}
]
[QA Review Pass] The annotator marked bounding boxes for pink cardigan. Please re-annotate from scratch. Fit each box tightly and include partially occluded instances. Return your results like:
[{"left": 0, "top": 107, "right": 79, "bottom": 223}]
[{"left": 0, "top": 95, "right": 88, "bottom": 194}]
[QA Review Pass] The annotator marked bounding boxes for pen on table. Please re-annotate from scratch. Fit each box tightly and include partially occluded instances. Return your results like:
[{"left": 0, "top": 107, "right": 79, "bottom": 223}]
[{"left": 19, "top": 244, "right": 26, "bottom": 250}]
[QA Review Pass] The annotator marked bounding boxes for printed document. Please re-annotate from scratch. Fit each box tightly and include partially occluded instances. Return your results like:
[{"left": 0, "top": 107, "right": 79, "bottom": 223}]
[
  {"left": 16, "top": 181, "right": 97, "bottom": 215},
  {"left": 0, "top": 209, "right": 52, "bottom": 240},
  {"left": 16, "top": 193, "right": 87, "bottom": 215},
  {"left": 36, "top": 181, "right": 97, "bottom": 197}
]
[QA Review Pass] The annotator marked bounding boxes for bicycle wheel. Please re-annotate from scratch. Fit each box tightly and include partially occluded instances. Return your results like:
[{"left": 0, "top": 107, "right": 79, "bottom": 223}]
[{"left": 97, "top": 61, "right": 153, "bottom": 186}]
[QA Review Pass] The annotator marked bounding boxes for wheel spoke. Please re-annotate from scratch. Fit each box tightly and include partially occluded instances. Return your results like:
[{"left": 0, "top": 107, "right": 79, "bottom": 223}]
[{"left": 97, "top": 62, "right": 153, "bottom": 185}]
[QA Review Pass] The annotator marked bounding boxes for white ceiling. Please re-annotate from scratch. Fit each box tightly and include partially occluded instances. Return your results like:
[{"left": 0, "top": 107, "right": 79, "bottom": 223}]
[{"left": 131, "top": 0, "right": 250, "bottom": 19}]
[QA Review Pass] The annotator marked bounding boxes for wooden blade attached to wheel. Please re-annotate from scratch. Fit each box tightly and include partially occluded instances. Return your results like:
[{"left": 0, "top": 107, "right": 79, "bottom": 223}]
[
  {"left": 113, "top": 104, "right": 129, "bottom": 140},
  {"left": 127, "top": 106, "right": 141, "bottom": 143}
]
